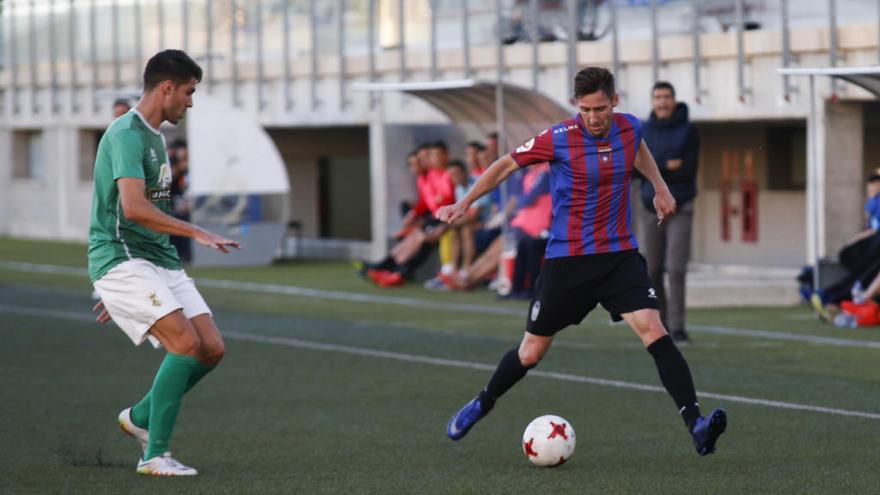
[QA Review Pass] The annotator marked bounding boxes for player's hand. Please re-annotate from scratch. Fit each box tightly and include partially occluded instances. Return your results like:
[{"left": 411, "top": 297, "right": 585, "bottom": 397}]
[
  {"left": 92, "top": 300, "right": 112, "bottom": 324},
  {"left": 195, "top": 229, "right": 241, "bottom": 253},
  {"left": 653, "top": 189, "right": 677, "bottom": 225},
  {"left": 436, "top": 203, "right": 467, "bottom": 225}
]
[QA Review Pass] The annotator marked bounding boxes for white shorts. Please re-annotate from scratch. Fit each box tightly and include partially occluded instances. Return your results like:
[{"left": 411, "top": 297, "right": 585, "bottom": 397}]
[{"left": 93, "top": 258, "right": 211, "bottom": 348}]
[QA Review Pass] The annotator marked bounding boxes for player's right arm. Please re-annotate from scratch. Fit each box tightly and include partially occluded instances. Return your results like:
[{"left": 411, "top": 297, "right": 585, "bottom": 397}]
[
  {"left": 436, "top": 154, "right": 519, "bottom": 224},
  {"left": 117, "top": 178, "right": 240, "bottom": 253}
]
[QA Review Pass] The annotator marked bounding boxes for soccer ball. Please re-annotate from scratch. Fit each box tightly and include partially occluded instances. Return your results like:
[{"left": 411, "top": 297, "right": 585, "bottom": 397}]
[{"left": 522, "top": 415, "right": 576, "bottom": 467}]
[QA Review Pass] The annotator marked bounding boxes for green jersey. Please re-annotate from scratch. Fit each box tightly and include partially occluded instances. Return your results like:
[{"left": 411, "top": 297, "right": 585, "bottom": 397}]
[{"left": 88, "top": 110, "right": 181, "bottom": 282}]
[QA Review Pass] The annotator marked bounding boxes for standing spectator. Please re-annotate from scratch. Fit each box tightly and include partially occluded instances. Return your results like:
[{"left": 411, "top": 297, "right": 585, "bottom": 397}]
[
  {"left": 169, "top": 143, "right": 192, "bottom": 262},
  {"left": 636, "top": 81, "right": 700, "bottom": 344},
  {"left": 112, "top": 98, "right": 132, "bottom": 118}
]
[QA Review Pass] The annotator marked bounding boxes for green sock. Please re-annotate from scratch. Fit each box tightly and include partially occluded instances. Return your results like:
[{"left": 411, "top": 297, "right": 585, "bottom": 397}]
[
  {"left": 130, "top": 361, "right": 214, "bottom": 429},
  {"left": 143, "top": 353, "right": 202, "bottom": 460}
]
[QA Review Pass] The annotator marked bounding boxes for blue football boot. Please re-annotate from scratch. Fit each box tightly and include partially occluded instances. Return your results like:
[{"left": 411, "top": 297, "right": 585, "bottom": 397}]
[
  {"left": 446, "top": 397, "right": 488, "bottom": 441},
  {"left": 691, "top": 408, "right": 727, "bottom": 456}
]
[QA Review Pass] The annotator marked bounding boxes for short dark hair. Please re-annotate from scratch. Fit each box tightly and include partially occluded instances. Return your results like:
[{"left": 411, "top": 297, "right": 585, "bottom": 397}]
[
  {"left": 652, "top": 81, "right": 676, "bottom": 98},
  {"left": 466, "top": 141, "right": 485, "bottom": 151},
  {"left": 487, "top": 132, "right": 498, "bottom": 140},
  {"left": 869, "top": 168, "right": 880, "bottom": 183},
  {"left": 143, "top": 50, "right": 203, "bottom": 90},
  {"left": 431, "top": 141, "right": 448, "bottom": 152},
  {"left": 112, "top": 98, "right": 131, "bottom": 109},
  {"left": 573, "top": 67, "right": 615, "bottom": 100},
  {"left": 448, "top": 160, "right": 466, "bottom": 171}
]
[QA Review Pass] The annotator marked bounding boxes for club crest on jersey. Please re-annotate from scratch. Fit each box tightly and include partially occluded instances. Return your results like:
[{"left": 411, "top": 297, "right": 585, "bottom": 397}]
[
  {"left": 158, "top": 163, "right": 172, "bottom": 189},
  {"left": 531, "top": 301, "right": 541, "bottom": 321},
  {"left": 516, "top": 138, "right": 535, "bottom": 154},
  {"left": 148, "top": 163, "right": 173, "bottom": 201},
  {"left": 149, "top": 148, "right": 159, "bottom": 164}
]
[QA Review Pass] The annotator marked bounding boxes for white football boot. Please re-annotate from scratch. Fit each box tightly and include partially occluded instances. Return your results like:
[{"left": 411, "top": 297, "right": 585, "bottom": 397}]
[
  {"left": 137, "top": 453, "right": 198, "bottom": 476},
  {"left": 118, "top": 407, "right": 148, "bottom": 452}
]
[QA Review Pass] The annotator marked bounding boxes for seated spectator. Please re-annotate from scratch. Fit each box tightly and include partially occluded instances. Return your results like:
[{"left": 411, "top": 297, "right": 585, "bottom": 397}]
[
  {"left": 508, "top": 163, "right": 551, "bottom": 298},
  {"left": 441, "top": 163, "right": 551, "bottom": 293},
  {"left": 465, "top": 141, "right": 488, "bottom": 178},
  {"left": 357, "top": 145, "right": 454, "bottom": 287},
  {"left": 811, "top": 171, "right": 880, "bottom": 319},
  {"left": 426, "top": 160, "right": 497, "bottom": 290},
  {"left": 421, "top": 142, "right": 467, "bottom": 289}
]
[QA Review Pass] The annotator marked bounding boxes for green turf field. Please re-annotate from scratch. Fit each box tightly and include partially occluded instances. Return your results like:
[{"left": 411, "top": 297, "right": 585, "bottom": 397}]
[{"left": 2, "top": 237, "right": 879, "bottom": 494}]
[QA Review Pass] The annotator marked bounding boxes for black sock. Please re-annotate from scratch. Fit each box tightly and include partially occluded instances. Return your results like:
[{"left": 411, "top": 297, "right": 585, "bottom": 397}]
[
  {"left": 369, "top": 256, "right": 397, "bottom": 272},
  {"left": 479, "top": 347, "right": 535, "bottom": 411},
  {"left": 399, "top": 244, "right": 434, "bottom": 276},
  {"left": 647, "top": 335, "right": 701, "bottom": 430}
]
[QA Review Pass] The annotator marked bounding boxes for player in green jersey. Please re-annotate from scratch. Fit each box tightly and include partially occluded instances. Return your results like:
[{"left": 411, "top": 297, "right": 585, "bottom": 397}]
[{"left": 88, "top": 49, "right": 239, "bottom": 476}]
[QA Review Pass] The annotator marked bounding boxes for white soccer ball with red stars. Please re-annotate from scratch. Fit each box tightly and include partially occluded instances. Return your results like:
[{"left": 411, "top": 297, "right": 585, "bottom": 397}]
[{"left": 522, "top": 415, "right": 576, "bottom": 467}]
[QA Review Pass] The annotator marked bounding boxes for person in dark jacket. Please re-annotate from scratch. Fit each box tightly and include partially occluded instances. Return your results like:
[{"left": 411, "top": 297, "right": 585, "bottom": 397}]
[{"left": 637, "top": 81, "right": 700, "bottom": 343}]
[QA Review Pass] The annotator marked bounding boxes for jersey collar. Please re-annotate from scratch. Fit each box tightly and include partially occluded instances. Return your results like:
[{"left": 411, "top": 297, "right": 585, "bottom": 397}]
[
  {"left": 131, "top": 108, "right": 162, "bottom": 136},
  {"left": 575, "top": 112, "right": 617, "bottom": 143}
]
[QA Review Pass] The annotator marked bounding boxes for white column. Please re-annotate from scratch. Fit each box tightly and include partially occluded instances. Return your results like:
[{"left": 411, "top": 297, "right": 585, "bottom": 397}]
[
  {"left": 808, "top": 85, "right": 865, "bottom": 264},
  {"left": 0, "top": 129, "right": 11, "bottom": 235},
  {"left": 369, "top": 92, "right": 388, "bottom": 260},
  {"left": 821, "top": 100, "right": 864, "bottom": 254}
]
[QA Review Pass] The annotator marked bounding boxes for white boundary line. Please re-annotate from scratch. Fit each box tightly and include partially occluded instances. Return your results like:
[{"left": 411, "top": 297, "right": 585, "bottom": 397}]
[
  {"left": 4, "top": 260, "right": 880, "bottom": 349},
  {"left": 3, "top": 303, "right": 880, "bottom": 421}
]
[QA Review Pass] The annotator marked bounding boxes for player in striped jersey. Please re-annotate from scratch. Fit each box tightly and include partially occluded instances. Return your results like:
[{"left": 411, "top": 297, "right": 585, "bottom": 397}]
[{"left": 441, "top": 67, "right": 726, "bottom": 456}]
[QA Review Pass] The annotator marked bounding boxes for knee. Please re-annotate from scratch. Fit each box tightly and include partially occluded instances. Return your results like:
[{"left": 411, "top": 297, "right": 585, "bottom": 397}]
[
  {"left": 176, "top": 331, "right": 202, "bottom": 357},
  {"left": 201, "top": 339, "right": 226, "bottom": 367},
  {"left": 518, "top": 345, "right": 545, "bottom": 368},
  {"left": 645, "top": 319, "right": 668, "bottom": 340}
]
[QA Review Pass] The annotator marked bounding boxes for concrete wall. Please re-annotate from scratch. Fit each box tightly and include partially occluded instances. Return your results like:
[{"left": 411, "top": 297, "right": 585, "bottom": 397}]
[
  {"left": 3, "top": 21, "right": 880, "bottom": 268},
  {"left": 267, "top": 127, "right": 371, "bottom": 240},
  {"left": 1, "top": 126, "right": 93, "bottom": 241}
]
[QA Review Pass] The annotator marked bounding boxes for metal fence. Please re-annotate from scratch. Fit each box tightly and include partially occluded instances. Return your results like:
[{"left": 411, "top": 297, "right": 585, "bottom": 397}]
[{"left": 0, "top": 0, "right": 877, "bottom": 115}]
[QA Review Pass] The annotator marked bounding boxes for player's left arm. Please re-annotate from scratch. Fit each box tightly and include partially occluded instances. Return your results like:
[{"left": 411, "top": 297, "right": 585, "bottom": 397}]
[{"left": 635, "top": 139, "right": 676, "bottom": 224}]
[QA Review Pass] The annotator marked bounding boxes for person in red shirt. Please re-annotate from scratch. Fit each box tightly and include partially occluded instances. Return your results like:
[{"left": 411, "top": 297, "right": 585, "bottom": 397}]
[{"left": 357, "top": 144, "right": 454, "bottom": 287}]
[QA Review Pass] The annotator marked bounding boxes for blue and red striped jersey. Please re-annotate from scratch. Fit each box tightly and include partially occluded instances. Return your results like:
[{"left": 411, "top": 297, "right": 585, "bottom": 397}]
[{"left": 509, "top": 112, "right": 642, "bottom": 259}]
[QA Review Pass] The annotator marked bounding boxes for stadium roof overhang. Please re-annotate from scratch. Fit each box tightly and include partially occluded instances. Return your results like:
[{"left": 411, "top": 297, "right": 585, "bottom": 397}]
[
  {"left": 351, "top": 79, "right": 572, "bottom": 147},
  {"left": 777, "top": 66, "right": 880, "bottom": 98}
]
